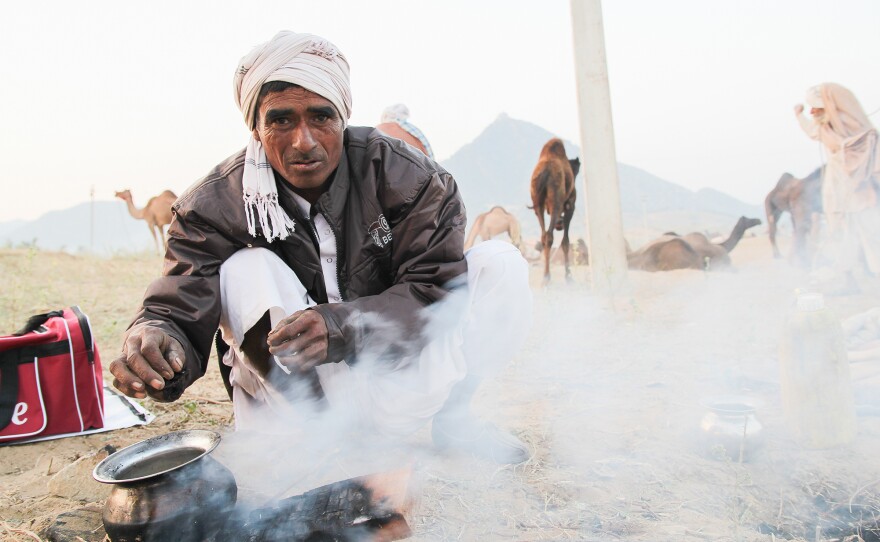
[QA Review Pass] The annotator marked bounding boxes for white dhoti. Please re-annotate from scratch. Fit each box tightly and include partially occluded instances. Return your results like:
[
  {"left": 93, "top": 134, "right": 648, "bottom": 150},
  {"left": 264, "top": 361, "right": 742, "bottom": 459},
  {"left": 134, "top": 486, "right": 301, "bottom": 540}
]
[
  {"left": 815, "top": 153, "right": 880, "bottom": 277},
  {"left": 821, "top": 207, "right": 880, "bottom": 276},
  {"left": 218, "top": 240, "right": 532, "bottom": 438}
]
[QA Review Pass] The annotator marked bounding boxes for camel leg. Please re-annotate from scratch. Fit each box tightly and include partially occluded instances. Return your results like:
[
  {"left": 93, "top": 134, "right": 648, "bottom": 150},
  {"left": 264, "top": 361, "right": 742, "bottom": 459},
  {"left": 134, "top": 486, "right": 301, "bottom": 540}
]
[
  {"left": 562, "top": 201, "right": 575, "bottom": 281},
  {"left": 542, "top": 227, "right": 554, "bottom": 284},
  {"left": 544, "top": 207, "right": 565, "bottom": 284},
  {"left": 148, "top": 224, "right": 161, "bottom": 255},
  {"left": 533, "top": 207, "right": 552, "bottom": 283},
  {"left": 766, "top": 205, "right": 782, "bottom": 258},
  {"left": 533, "top": 207, "right": 547, "bottom": 250},
  {"left": 561, "top": 228, "right": 572, "bottom": 281}
]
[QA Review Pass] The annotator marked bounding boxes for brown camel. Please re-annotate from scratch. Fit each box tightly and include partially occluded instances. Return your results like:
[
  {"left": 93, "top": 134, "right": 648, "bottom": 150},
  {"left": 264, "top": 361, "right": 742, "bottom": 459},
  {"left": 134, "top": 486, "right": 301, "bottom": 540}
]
[
  {"left": 115, "top": 189, "right": 177, "bottom": 254},
  {"left": 765, "top": 166, "right": 823, "bottom": 267},
  {"left": 464, "top": 206, "right": 523, "bottom": 251},
  {"left": 529, "top": 138, "right": 580, "bottom": 283},
  {"left": 627, "top": 216, "right": 762, "bottom": 272}
]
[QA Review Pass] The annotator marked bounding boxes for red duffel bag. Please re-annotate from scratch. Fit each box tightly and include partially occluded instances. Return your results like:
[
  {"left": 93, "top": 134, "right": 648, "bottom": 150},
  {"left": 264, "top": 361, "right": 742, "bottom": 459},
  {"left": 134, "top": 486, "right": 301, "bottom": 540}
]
[{"left": 0, "top": 306, "right": 104, "bottom": 443}]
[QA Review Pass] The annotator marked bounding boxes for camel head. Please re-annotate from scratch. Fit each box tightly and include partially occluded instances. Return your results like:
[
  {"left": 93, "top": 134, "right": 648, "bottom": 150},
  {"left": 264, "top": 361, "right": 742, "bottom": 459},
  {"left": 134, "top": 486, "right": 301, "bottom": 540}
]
[
  {"left": 569, "top": 157, "right": 581, "bottom": 179},
  {"left": 114, "top": 189, "right": 132, "bottom": 201},
  {"left": 743, "top": 217, "right": 762, "bottom": 230}
]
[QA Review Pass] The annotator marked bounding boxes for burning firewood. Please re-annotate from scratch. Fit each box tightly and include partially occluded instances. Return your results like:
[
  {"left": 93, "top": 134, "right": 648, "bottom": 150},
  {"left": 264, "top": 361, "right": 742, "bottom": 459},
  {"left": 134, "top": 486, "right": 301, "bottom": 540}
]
[{"left": 216, "top": 473, "right": 412, "bottom": 542}]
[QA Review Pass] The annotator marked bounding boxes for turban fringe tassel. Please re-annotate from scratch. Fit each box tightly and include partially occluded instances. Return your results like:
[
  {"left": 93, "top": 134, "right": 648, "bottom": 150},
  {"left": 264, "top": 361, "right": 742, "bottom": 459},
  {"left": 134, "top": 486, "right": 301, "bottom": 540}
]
[{"left": 243, "top": 138, "right": 296, "bottom": 242}]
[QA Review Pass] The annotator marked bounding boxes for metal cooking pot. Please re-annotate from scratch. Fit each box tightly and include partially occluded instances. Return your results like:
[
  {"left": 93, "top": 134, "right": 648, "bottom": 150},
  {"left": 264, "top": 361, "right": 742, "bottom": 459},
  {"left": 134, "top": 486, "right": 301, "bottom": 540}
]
[
  {"left": 93, "top": 429, "right": 237, "bottom": 542},
  {"left": 699, "top": 395, "right": 765, "bottom": 462}
]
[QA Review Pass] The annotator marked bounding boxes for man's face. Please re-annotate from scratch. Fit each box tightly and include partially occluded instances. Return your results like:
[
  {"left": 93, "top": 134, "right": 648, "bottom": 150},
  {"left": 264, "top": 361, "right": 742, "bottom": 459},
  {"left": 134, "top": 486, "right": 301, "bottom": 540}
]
[
  {"left": 810, "top": 107, "right": 826, "bottom": 122},
  {"left": 253, "top": 86, "right": 344, "bottom": 190}
]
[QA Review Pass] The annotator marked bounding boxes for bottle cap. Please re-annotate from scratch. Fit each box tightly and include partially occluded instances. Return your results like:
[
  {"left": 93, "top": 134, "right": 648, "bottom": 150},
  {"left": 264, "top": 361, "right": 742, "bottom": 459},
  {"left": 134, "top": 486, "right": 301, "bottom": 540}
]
[{"left": 796, "top": 291, "right": 825, "bottom": 312}]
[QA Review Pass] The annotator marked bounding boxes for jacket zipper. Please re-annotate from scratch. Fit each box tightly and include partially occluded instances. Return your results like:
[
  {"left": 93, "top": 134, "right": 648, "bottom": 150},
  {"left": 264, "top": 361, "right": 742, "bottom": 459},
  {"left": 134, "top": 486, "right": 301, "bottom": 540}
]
[
  {"left": 306, "top": 211, "right": 345, "bottom": 303},
  {"left": 319, "top": 211, "right": 345, "bottom": 302},
  {"left": 330, "top": 220, "right": 345, "bottom": 302}
]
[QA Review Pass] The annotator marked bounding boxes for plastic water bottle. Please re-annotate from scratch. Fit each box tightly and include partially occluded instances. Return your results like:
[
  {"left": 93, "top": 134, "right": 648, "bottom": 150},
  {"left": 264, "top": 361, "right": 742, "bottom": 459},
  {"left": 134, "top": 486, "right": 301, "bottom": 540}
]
[{"left": 778, "top": 290, "right": 856, "bottom": 448}]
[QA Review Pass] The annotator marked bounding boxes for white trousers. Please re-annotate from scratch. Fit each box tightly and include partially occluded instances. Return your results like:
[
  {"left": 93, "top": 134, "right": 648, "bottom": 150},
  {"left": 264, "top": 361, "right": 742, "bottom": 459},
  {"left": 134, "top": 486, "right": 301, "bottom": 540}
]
[
  {"left": 821, "top": 207, "right": 880, "bottom": 276},
  {"left": 218, "top": 240, "right": 532, "bottom": 438}
]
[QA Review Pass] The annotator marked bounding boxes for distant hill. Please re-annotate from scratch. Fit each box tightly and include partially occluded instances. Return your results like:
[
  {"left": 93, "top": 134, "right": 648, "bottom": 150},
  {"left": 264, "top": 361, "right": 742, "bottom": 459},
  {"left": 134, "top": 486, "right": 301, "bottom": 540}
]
[
  {"left": 0, "top": 115, "right": 764, "bottom": 255},
  {"left": 1, "top": 201, "right": 155, "bottom": 255},
  {"left": 441, "top": 114, "right": 763, "bottom": 244},
  {"left": 0, "top": 220, "right": 25, "bottom": 238}
]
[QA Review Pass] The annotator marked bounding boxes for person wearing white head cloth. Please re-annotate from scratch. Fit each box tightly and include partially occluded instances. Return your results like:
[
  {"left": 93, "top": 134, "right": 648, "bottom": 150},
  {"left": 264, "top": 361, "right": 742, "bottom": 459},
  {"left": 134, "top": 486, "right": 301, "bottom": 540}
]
[
  {"left": 110, "top": 30, "right": 533, "bottom": 467},
  {"left": 376, "top": 103, "right": 435, "bottom": 160},
  {"left": 794, "top": 83, "right": 880, "bottom": 293}
]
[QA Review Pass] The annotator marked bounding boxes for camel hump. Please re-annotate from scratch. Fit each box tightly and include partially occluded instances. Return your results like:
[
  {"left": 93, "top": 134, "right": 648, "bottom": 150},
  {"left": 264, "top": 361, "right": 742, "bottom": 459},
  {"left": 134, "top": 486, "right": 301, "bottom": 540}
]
[
  {"left": 489, "top": 206, "right": 510, "bottom": 215},
  {"left": 160, "top": 190, "right": 177, "bottom": 199},
  {"left": 540, "top": 138, "right": 567, "bottom": 159}
]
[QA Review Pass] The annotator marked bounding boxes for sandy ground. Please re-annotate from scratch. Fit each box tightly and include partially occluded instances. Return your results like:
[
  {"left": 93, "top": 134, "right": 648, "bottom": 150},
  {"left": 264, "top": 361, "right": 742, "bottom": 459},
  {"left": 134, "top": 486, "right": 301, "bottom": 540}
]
[{"left": 2, "top": 234, "right": 880, "bottom": 541}]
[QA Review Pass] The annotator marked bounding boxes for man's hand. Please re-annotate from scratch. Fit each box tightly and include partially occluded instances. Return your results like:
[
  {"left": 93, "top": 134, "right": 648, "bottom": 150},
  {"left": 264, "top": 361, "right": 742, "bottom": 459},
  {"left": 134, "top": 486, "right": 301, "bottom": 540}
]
[
  {"left": 794, "top": 104, "right": 804, "bottom": 115},
  {"left": 110, "top": 327, "right": 185, "bottom": 399},
  {"left": 267, "top": 309, "right": 329, "bottom": 373}
]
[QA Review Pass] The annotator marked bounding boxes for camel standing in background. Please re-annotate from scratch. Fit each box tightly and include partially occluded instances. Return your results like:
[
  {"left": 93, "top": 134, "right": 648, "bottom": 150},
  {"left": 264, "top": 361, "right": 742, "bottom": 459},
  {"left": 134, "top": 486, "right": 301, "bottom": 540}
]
[
  {"left": 529, "top": 138, "right": 580, "bottom": 284},
  {"left": 464, "top": 206, "right": 522, "bottom": 251},
  {"left": 115, "top": 189, "right": 177, "bottom": 254},
  {"left": 765, "top": 166, "right": 823, "bottom": 267}
]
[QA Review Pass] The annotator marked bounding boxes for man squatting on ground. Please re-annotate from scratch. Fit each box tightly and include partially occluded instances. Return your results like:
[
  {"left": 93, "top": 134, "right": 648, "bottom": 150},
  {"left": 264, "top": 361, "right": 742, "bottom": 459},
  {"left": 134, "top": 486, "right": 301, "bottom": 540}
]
[{"left": 109, "top": 30, "right": 533, "bottom": 464}]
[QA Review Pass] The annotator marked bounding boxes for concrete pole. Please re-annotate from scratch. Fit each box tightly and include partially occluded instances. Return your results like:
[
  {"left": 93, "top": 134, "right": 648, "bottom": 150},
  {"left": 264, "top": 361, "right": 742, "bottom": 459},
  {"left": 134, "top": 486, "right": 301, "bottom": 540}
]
[
  {"left": 89, "top": 185, "right": 95, "bottom": 253},
  {"left": 570, "top": 0, "right": 628, "bottom": 295}
]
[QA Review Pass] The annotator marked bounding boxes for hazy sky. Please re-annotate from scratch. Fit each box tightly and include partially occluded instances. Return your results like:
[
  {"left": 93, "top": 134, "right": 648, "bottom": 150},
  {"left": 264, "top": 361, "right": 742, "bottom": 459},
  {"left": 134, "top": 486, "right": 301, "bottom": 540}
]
[{"left": 1, "top": 0, "right": 878, "bottom": 221}]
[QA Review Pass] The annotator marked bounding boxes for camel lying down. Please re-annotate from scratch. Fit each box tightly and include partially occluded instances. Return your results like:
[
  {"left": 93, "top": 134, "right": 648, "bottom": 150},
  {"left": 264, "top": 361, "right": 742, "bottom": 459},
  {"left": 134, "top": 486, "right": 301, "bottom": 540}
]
[{"left": 627, "top": 216, "right": 762, "bottom": 272}]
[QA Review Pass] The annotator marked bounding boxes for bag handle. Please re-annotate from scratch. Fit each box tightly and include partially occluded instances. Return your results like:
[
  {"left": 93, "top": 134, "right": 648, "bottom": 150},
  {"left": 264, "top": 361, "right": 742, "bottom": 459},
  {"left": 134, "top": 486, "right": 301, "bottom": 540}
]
[
  {"left": 14, "top": 310, "right": 64, "bottom": 336},
  {"left": 70, "top": 306, "right": 95, "bottom": 362},
  {"left": 0, "top": 351, "right": 19, "bottom": 430}
]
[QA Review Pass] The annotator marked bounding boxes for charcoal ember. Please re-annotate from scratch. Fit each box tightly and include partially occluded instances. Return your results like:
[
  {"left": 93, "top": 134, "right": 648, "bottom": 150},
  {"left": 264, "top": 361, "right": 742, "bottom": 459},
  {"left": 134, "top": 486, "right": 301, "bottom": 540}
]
[
  {"left": 806, "top": 504, "right": 880, "bottom": 542},
  {"left": 217, "top": 479, "right": 398, "bottom": 542}
]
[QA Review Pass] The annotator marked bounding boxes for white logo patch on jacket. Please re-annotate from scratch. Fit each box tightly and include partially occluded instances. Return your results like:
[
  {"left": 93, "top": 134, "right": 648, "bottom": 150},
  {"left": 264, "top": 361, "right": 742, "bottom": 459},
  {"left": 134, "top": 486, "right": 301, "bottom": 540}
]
[{"left": 369, "top": 214, "right": 392, "bottom": 248}]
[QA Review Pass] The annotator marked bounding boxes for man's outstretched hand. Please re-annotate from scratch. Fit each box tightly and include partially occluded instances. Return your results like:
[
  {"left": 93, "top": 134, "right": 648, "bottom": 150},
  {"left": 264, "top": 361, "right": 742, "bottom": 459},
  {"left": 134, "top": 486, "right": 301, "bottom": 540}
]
[
  {"left": 110, "top": 326, "right": 185, "bottom": 400},
  {"left": 267, "top": 309, "right": 329, "bottom": 373}
]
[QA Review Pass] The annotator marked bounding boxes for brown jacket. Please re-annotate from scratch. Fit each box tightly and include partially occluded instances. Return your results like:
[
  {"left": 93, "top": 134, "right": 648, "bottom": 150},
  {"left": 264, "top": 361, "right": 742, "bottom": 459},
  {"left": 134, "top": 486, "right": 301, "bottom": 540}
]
[{"left": 128, "top": 127, "right": 467, "bottom": 401}]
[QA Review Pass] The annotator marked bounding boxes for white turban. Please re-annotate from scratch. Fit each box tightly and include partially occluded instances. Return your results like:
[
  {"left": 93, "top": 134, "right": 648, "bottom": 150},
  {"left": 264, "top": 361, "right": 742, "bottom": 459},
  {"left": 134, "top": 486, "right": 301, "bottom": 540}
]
[
  {"left": 231, "top": 31, "right": 352, "bottom": 243},
  {"left": 233, "top": 30, "right": 352, "bottom": 129},
  {"left": 805, "top": 85, "right": 825, "bottom": 109},
  {"left": 381, "top": 103, "right": 410, "bottom": 124}
]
